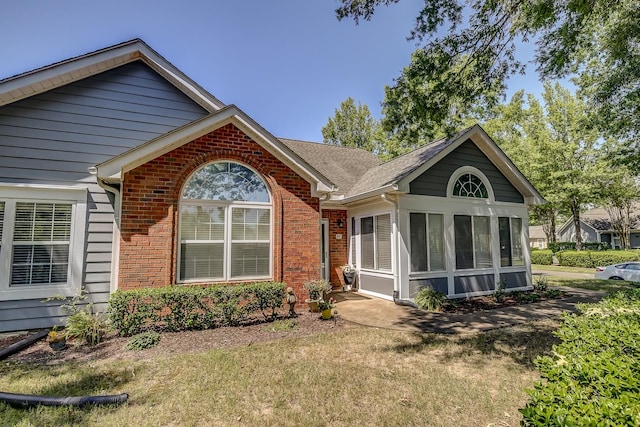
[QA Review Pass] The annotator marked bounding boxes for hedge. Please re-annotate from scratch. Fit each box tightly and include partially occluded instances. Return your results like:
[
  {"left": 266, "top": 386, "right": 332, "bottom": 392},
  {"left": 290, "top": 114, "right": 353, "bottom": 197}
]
[
  {"left": 520, "top": 289, "right": 640, "bottom": 426},
  {"left": 548, "top": 241, "right": 610, "bottom": 252},
  {"left": 556, "top": 250, "right": 640, "bottom": 268},
  {"left": 108, "top": 282, "right": 286, "bottom": 336},
  {"left": 530, "top": 249, "right": 553, "bottom": 265}
]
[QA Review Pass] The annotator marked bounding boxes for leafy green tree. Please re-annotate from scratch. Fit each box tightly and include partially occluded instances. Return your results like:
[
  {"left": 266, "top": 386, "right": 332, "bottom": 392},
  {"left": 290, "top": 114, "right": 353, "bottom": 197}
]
[
  {"left": 484, "top": 83, "right": 606, "bottom": 250},
  {"left": 335, "top": 0, "right": 639, "bottom": 147},
  {"left": 322, "top": 97, "right": 384, "bottom": 153}
]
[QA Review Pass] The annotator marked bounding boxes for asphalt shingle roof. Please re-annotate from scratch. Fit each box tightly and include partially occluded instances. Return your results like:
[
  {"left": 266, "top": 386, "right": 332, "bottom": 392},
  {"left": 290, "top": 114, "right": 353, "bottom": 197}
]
[{"left": 279, "top": 138, "right": 381, "bottom": 195}]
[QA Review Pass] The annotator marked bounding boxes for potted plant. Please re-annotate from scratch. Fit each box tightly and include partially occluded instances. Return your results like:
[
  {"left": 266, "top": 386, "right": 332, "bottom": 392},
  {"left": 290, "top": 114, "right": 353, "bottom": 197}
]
[
  {"left": 47, "top": 326, "right": 67, "bottom": 351},
  {"left": 303, "top": 279, "right": 331, "bottom": 312},
  {"left": 341, "top": 264, "right": 356, "bottom": 291},
  {"left": 318, "top": 297, "right": 336, "bottom": 320}
]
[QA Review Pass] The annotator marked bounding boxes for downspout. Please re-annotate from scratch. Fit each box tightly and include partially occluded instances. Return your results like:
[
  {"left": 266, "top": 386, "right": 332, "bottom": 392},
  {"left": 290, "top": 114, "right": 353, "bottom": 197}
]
[
  {"left": 381, "top": 194, "right": 417, "bottom": 308},
  {"left": 89, "top": 167, "right": 121, "bottom": 294}
]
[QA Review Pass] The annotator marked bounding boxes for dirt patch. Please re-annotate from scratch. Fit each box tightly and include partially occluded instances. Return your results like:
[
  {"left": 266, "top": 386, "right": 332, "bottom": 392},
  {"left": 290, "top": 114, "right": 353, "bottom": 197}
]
[
  {"left": 441, "top": 290, "right": 566, "bottom": 314},
  {"left": 0, "top": 309, "right": 348, "bottom": 366}
]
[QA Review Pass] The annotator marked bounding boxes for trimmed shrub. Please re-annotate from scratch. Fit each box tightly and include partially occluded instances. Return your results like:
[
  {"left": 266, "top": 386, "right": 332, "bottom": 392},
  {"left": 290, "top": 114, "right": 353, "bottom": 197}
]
[
  {"left": 520, "top": 289, "right": 640, "bottom": 426},
  {"left": 530, "top": 249, "right": 553, "bottom": 265},
  {"left": 548, "top": 241, "right": 610, "bottom": 252},
  {"left": 108, "top": 282, "right": 286, "bottom": 336},
  {"left": 557, "top": 250, "right": 640, "bottom": 268}
]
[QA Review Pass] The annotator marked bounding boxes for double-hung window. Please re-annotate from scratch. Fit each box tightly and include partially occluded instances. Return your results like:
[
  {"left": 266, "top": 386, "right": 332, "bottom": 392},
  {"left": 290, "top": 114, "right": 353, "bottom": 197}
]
[
  {"left": 409, "top": 213, "right": 445, "bottom": 272},
  {"left": 360, "top": 213, "right": 391, "bottom": 271},
  {"left": 179, "top": 162, "right": 272, "bottom": 282},
  {"left": 499, "top": 217, "right": 524, "bottom": 266},
  {"left": 0, "top": 186, "right": 86, "bottom": 300}
]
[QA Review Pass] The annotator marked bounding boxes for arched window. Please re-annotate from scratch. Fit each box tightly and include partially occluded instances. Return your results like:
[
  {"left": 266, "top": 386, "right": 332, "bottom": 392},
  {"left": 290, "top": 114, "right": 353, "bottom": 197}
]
[
  {"left": 452, "top": 173, "right": 489, "bottom": 198},
  {"left": 179, "top": 162, "right": 271, "bottom": 282}
]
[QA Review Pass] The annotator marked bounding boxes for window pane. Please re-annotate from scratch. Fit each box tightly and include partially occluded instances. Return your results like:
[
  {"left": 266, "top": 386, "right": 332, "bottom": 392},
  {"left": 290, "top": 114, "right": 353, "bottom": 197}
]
[
  {"left": 180, "top": 242, "right": 224, "bottom": 280},
  {"left": 230, "top": 242, "right": 270, "bottom": 277},
  {"left": 376, "top": 214, "right": 392, "bottom": 271},
  {"left": 361, "top": 217, "right": 374, "bottom": 269},
  {"left": 454, "top": 215, "right": 474, "bottom": 269},
  {"left": 181, "top": 206, "right": 225, "bottom": 241},
  {"left": 11, "top": 202, "right": 72, "bottom": 286},
  {"left": 511, "top": 218, "right": 524, "bottom": 266},
  {"left": 410, "top": 213, "right": 427, "bottom": 272},
  {"left": 428, "top": 214, "right": 445, "bottom": 271},
  {"left": 453, "top": 173, "right": 488, "bottom": 198},
  {"left": 182, "top": 162, "right": 269, "bottom": 202},
  {"left": 474, "top": 216, "right": 492, "bottom": 268},
  {"left": 499, "top": 217, "right": 512, "bottom": 267},
  {"left": 232, "top": 208, "right": 270, "bottom": 241}
]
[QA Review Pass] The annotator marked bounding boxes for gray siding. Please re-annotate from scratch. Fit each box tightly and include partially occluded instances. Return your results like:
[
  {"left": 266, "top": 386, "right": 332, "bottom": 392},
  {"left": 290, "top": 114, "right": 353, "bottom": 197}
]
[
  {"left": 360, "top": 273, "right": 394, "bottom": 296},
  {"left": 454, "top": 274, "right": 495, "bottom": 294},
  {"left": 409, "top": 140, "right": 524, "bottom": 203},
  {"left": 0, "top": 61, "right": 208, "bottom": 332},
  {"left": 500, "top": 272, "right": 528, "bottom": 289},
  {"left": 409, "top": 277, "right": 448, "bottom": 297}
]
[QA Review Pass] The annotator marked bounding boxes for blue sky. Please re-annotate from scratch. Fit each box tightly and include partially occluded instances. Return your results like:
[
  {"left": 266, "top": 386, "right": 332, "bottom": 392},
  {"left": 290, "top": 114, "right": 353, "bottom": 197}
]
[{"left": 1, "top": 0, "right": 544, "bottom": 142}]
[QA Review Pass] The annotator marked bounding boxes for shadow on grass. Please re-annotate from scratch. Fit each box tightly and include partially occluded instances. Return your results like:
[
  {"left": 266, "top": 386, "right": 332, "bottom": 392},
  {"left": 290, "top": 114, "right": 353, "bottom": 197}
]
[
  {"left": 381, "top": 320, "right": 561, "bottom": 368},
  {"left": 550, "top": 277, "right": 639, "bottom": 293},
  {"left": 0, "top": 362, "right": 139, "bottom": 426}
]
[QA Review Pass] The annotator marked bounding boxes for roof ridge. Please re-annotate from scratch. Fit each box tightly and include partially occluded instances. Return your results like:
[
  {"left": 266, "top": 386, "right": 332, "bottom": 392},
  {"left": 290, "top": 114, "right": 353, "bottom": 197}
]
[{"left": 279, "top": 137, "right": 379, "bottom": 153}]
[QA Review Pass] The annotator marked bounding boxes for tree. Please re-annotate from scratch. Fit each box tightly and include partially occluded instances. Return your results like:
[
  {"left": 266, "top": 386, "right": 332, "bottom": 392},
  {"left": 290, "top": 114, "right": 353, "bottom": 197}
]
[
  {"left": 483, "top": 83, "right": 606, "bottom": 250},
  {"left": 335, "top": 0, "right": 639, "bottom": 146},
  {"left": 322, "top": 97, "right": 384, "bottom": 153}
]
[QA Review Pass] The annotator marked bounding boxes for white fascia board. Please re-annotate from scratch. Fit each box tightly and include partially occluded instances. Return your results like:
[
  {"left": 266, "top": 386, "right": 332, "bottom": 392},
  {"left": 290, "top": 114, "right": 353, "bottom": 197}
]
[
  {"left": 0, "top": 40, "right": 224, "bottom": 112},
  {"left": 341, "top": 184, "right": 400, "bottom": 205}
]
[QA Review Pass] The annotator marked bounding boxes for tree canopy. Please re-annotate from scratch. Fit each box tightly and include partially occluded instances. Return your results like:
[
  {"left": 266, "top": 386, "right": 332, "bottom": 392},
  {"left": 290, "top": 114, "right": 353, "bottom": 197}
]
[{"left": 335, "top": 0, "right": 639, "bottom": 145}]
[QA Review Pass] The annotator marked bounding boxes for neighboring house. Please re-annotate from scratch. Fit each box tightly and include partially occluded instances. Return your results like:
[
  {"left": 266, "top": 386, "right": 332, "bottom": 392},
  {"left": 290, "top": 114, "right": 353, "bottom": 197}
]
[
  {"left": 557, "top": 205, "right": 640, "bottom": 249},
  {"left": 529, "top": 225, "right": 548, "bottom": 249},
  {"left": 0, "top": 39, "right": 544, "bottom": 332}
]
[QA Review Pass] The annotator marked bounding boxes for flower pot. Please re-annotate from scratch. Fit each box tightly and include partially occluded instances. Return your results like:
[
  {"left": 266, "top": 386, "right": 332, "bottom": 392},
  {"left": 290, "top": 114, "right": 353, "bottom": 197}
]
[
  {"left": 49, "top": 340, "right": 67, "bottom": 351},
  {"left": 321, "top": 308, "right": 332, "bottom": 320},
  {"left": 305, "top": 299, "right": 320, "bottom": 313}
]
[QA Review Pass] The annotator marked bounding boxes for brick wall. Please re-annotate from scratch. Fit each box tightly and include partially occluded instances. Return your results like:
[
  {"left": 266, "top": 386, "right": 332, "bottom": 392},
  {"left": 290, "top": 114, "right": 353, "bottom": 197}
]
[
  {"left": 119, "top": 123, "right": 320, "bottom": 299},
  {"left": 322, "top": 209, "right": 348, "bottom": 289}
]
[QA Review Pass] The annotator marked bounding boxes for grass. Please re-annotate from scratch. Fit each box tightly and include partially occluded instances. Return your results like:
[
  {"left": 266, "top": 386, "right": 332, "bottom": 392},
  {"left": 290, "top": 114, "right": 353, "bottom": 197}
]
[
  {"left": 546, "top": 276, "right": 640, "bottom": 293},
  {"left": 0, "top": 322, "right": 559, "bottom": 427},
  {"left": 531, "top": 264, "right": 595, "bottom": 274}
]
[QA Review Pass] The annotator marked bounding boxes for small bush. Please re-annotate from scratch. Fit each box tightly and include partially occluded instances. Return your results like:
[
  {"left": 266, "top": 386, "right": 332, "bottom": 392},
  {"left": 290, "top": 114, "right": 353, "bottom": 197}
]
[
  {"left": 303, "top": 279, "right": 331, "bottom": 301},
  {"left": 65, "top": 310, "right": 108, "bottom": 346},
  {"left": 533, "top": 275, "right": 549, "bottom": 292},
  {"left": 125, "top": 331, "right": 161, "bottom": 351},
  {"left": 493, "top": 280, "right": 506, "bottom": 303},
  {"left": 530, "top": 249, "right": 553, "bottom": 265},
  {"left": 414, "top": 287, "right": 446, "bottom": 311},
  {"left": 557, "top": 250, "right": 640, "bottom": 268}
]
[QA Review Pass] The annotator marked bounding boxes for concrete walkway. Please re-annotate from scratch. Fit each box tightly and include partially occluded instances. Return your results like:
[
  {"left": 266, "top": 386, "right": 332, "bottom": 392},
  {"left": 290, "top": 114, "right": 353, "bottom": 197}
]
[{"left": 333, "top": 287, "right": 605, "bottom": 334}]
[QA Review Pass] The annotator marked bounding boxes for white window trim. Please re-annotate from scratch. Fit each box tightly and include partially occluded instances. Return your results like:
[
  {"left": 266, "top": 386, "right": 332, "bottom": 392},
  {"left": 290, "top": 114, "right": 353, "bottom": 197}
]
[
  {"left": 0, "top": 184, "right": 86, "bottom": 301},
  {"left": 446, "top": 166, "right": 495, "bottom": 201}
]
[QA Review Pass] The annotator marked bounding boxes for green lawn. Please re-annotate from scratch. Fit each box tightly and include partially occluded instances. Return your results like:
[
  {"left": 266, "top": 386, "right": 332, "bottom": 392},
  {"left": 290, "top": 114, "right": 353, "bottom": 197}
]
[
  {"left": 0, "top": 322, "right": 559, "bottom": 427},
  {"left": 531, "top": 264, "right": 595, "bottom": 274}
]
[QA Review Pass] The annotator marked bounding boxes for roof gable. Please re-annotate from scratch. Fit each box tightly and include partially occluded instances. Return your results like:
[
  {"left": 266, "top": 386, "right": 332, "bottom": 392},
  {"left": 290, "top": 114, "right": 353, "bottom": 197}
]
[
  {"left": 94, "top": 105, "right": 336, "bottom": 195},
  {"left": 0, "top": 39, "right": 224, "bottom": 112},
  {"left": 343, "top": 124, "right": 544, "bottom": 204}
]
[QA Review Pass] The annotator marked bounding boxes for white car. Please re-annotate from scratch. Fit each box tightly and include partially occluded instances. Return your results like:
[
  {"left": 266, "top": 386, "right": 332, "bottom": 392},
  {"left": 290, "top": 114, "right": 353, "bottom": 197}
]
[{"left": 594, "top": 262, "right": 640, "bottom": 282}]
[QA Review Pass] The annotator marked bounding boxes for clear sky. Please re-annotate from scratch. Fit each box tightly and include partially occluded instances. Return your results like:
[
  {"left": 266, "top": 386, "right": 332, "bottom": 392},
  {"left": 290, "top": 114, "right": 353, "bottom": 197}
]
[{"left": 1, "top": 0, "right": 545, "bottom": 142}]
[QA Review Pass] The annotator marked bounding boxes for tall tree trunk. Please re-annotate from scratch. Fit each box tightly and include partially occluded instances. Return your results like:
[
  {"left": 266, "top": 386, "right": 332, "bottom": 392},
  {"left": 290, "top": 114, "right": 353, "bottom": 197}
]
[{"left": 571, "top": 198, "right": 582, "bottom": 251}]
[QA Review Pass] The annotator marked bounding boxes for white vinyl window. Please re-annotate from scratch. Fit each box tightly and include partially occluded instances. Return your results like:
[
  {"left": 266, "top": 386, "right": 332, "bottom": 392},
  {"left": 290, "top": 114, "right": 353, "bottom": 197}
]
[
  {"left": 360, "top": 213, "right": 392, "bottom": 272},
  {"left": 409, "top": 213, "right": 445, "bottom": 272},
  {"left": 178, "top": 162, "right": 272, "bottom": 282},
  {"left": 499, "top": 217, "right": 524, "bottom": 267},
  {"left": 0, "top": 185, "right": 86, "bottom": 300}
]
